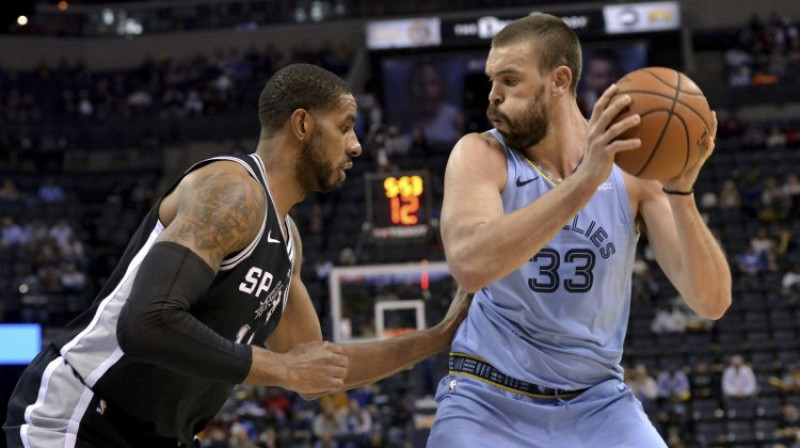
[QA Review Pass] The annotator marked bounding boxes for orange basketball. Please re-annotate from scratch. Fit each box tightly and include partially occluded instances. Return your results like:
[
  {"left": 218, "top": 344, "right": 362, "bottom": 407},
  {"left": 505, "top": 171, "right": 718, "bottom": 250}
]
[{"left": 611, "top": 67, "right": 713, "bottom": 181}]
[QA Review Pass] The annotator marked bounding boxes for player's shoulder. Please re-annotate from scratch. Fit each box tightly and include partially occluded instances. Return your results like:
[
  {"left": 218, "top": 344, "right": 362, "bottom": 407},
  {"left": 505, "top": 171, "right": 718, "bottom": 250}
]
[
  {"left": 447, "top": 132, "right": 508, "bottom": 189},
  {"left": 450, "top": 131, "right": 508, "bottom": 167},
  {"left": 454, "top": 131, "right": 506, "bottom": 154},
  {"left": 184, "top": 159, "right": 263, "bottom": 199}
]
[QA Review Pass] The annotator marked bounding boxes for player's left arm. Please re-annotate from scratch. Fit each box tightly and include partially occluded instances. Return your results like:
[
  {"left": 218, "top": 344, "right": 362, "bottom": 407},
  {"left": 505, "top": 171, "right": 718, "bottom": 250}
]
[
  {"left": 268, "top": 219, "right": 472, "bottom": 398},
  {"left": 636, "top": 112, "right": 731, "bottom": 319}
]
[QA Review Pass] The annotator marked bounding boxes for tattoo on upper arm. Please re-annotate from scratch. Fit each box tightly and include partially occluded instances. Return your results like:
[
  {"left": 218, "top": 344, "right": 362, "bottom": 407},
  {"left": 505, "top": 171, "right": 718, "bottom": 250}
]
[{"left": 166, "top": 172, "right": 261, "bottom": 267}]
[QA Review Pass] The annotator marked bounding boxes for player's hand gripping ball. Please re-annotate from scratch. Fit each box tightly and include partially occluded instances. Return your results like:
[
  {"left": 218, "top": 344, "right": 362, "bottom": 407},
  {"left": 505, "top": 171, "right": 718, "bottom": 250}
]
[{"left": 611, "top": 67, "right": 713, "bottom": 181}]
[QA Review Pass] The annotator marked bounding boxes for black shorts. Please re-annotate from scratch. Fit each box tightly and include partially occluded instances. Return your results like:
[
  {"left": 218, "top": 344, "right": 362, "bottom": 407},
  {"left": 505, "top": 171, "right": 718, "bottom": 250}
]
[{"left": 4, "top": 345, "right": 193, "bottom": 448}]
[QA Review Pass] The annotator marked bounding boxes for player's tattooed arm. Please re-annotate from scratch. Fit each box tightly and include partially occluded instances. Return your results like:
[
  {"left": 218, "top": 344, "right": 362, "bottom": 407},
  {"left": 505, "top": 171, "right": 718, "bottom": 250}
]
[
  {"left": 159, "top": 167, "right": 265, "bottom": 270},
  {"left": 118, "top": 164, "right": 266, "bottom": 383}
]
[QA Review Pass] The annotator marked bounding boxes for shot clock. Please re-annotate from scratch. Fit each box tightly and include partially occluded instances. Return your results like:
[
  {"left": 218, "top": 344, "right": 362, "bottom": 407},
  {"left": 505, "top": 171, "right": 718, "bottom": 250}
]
[{"left": 365, "top": 172, "right": 432, "bottom": 242}]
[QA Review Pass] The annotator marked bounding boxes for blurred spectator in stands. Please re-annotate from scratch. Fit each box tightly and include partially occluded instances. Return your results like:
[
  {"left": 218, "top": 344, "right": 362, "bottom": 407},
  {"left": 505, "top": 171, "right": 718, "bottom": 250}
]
[
  {"left": 77, "top": 89, "right": 94, "bottom": 117},
  {"left": 287, "top": 411, "right": 314, "bottom": 447},
  {"left": 43, "top": 266, "right": 65, "bottom": 295},
  {"left": 60, "top": 234, "right": 86, "bottom": 269},
  {"left": 774, "top": 404, "right": 800, "bottom": 447},
  {"left": 185, "top": 90, "right": 204, "bottom": 115},
  {"left": 690, "top": 361, "right": 718, "bottom": 399},
  {"left": 666, "top": 431, "right": 687, "bottom": 448},
  {"left": 127, "top": 86, "right": 154, "bottom": 111},
  {"left": 651, "top": 302, "right": 687, "bottom": 333},
  {"left": 741, "top": 171, "right": 763, "bottom": 215},
  {"left": 307, "top": 203, "right": 325, "bottom": 234},
  {"left": 762, "top": 176, "right": 789, "bottom": 221},
  {"left": 0, "top": 178, "right": 21, "bottom": 202},
  {"left": 770, "top": 363, "right": 800, "bottom": 393},
  {"left": 722, "top": 355, "right": 757, "bottom": 401},
  {"left": 685, "top": 307, "right": 715, "bottom": 332},
  {"left": 366, "top": 431, "right": 385, "bottom": 448},
  {"left": 38, "top": 177, "right": 65, "bottom": 202},
  {"left": 130, "top": 177, "right": 154, "bottom": 206},
  {"left": 384, "top": 126, "right": 410, "bottom": 158},
  {"left": 313, "top": 432, "right": 339, "bottom": 448},
  {"left": 579, "top": 49, "right": 622, "bottom": 116},
  {"left": 408, "top": 62, "right": 463, "bottom": 146},
  {"left": 658, "top": 367, "right": 691, "bottom": 404},
  {"left": 59, "top": 89, "right": 77, "bottom": 116},
  {"left": 632, "top": 259, "right": 660, "bottom": 302},
  {"left": 1, "top": 217, "right": 29, "bottom": 246},
  {"left": 784, "top": 174, "right": 800, "bottom": 215},
  {"left": 720, "top": 111, "right": 745, "bottom": 137},
  {"left": 767, "top": 125, "right": 788, "bottom": 148},
  {"left": 60, "top": 262, "right": 87, "bottom": 294},
  {"left": 262, "top": 388, "right": 291, "bottom": 425},
  {"left": 742, "top": 124, "right": 766, "bottom": 148},
  {"left": 752, "top": 227, "right": 776, "bottom": 254},
  {"left": 699, "top": 190, "right": 718, "bottom": 210},
  {"left": 312, "top": 403, "right": 344, "bottom": 443},
  {"left": 33, "top": 244, "right": 59, "bottom": 277},
  {"left": 738, "top": 242, "right": 769, "bottom": 276},
  {"left": 49, "top": 219, "right": 74, "bottom": 249},
  {"left": 229, "top": 416, "right": 258, "bottom": 448},
  {"left": 342, "top": 399, "right": 372, "bottom": 445},
  {"left": 409, "top": 127, "right": 434, "bottom": 159},
  {"left": 339, "top": 247, "right": 357, "bottom": 266},
  {"left": 24, "top": 219, "right": 49, "bottom": 243},
  {"left": 629, "top": 364, "right": 659, "bottom": 411},
  {"left": 719, "top": 179, "right": 742, "bottom": 209},
  {"left": 783, "top": 263, "right": 800, "bottom": 295}
]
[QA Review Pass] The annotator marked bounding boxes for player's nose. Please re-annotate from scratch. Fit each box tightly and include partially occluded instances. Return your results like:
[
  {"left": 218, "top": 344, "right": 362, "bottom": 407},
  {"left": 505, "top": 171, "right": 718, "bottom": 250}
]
[
  {"left": 488, "top": 84, "right": 502, "bottom": 105},
  {"left": 347, "top": 135, "right": 362, "bottom": 158}
]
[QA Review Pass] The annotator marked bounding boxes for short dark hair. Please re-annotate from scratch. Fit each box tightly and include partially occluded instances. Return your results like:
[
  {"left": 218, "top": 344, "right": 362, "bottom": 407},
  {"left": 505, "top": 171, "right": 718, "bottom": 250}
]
[
  {"left": 492, "top": 14, "right": 582, "bottom": 96},
  {"left": 258, "top": 63, "right": 351, "bottom": 134}
]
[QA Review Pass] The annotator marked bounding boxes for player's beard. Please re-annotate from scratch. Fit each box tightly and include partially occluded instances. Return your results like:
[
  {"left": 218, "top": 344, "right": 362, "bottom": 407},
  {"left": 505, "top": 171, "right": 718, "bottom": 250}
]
[
  {"left": 296, "top": 128, "right": 340, "bottom": 193},
  {"left": 488, "top": 85, "right": 549, "bottom": 150}
]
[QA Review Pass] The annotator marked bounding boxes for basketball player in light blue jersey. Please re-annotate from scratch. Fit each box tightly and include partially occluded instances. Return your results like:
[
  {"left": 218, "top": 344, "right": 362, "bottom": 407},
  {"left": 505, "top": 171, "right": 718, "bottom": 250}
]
[{"left": 427, "top": 14, "right": 731, "bottom": 447}]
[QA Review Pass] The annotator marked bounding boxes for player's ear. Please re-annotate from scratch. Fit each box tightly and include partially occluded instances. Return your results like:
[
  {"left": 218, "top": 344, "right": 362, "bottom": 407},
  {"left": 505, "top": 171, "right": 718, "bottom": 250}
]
[
  {"left": 290, "top": 109, "right": 316, "bottom": 142},
  {"left": 552, "top": 66, "right": 572, "bottom": 96}
]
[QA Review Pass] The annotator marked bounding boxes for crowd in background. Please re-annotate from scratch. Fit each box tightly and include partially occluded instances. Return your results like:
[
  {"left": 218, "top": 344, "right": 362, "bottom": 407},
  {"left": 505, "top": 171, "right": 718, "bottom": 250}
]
[
  {"left": 2, "top": 11, "right": 800, "bottom": 448},
  {"left": 726, "top": 12, "right": 800, "bottom": 86}
]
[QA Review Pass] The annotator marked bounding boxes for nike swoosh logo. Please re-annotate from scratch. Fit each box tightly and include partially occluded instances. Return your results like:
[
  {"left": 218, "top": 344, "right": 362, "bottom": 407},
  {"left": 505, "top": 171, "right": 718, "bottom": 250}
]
[
  {"left": 267, "top": 231, "right": 281, "bottom": 244},
  {"left": 516, "top": 176, "right": 539, "bottom": 187}
]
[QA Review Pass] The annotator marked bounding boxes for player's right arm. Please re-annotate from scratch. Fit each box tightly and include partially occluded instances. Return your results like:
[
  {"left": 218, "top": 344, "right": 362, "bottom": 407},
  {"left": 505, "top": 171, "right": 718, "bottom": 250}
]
[
  {"left": 116, "top": 162, "right": 347, "bottom": 395},
  {"left": 442, "top": 85, "right": 641, "bottom": 292}
]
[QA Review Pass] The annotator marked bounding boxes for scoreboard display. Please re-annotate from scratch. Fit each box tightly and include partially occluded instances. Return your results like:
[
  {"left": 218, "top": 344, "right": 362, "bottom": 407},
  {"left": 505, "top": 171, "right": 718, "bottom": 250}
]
[{"left": 365, "top": 172, "right": 432, "bottom": 241}]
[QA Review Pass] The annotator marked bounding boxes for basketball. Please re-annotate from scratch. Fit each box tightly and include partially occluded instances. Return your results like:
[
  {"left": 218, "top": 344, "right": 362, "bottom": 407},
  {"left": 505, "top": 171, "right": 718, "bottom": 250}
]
[{"left": 611, "top": 67, "right": 713, "bottom": 181}]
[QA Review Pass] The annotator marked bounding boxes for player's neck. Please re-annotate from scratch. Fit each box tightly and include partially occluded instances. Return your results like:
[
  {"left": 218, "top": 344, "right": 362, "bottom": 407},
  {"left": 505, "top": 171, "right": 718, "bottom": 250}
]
[
  {"left": 524, "top": 102, "right": 588, "bottom": 181},
  {"left": 255, "top": 138, "right": 306, "bottom": 221}
]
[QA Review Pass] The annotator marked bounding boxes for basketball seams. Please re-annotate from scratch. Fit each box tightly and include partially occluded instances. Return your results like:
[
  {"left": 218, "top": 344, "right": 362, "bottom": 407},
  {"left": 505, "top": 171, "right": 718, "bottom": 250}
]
[
  {"left": 616, "top": 89, "right": 711, "bottom": 130},
  {"left": 625, "top": 109, "right": 670, "bottom": 174},
  {"left": 641, "top": 68, "right": 678, "bottom": 89},
  {"left": 670, "top": 112, "right": 692, "bottom": 175},
  {"left": 634, "top": 74, "right": 680, "bottom": 177},
  {"left": 640, "top": 69, "right": 705, "bottom": 96}
]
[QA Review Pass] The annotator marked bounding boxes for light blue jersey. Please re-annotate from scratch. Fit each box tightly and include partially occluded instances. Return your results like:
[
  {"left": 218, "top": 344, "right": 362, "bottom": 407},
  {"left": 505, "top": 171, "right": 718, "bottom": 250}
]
[{"left": 450, "top": 129, "right": 639, "bottom": 390}]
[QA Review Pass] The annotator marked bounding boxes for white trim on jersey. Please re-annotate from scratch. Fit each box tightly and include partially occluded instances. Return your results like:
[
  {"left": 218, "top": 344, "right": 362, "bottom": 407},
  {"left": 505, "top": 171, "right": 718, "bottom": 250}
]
[{"left": 22, "top": 223, "right": 163, "bottom": 448}]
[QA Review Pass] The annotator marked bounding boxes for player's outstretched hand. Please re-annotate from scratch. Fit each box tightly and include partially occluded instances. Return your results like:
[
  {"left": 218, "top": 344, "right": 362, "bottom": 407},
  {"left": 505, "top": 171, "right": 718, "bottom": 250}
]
[
  {"left": 436, "top": 288, "right": 474, "bottom": 340},
  {"left": 580, "top": 84, "right": 642, "bottom": 185},
  {"left": 280, "top": 341, "right": 349, "bottom": 395}
]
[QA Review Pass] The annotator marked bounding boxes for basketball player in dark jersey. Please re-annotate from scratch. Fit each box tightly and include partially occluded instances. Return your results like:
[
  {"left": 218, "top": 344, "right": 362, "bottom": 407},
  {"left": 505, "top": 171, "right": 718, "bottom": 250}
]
[{"left": 4, "top": 64, "right": 472, "bottom": 448}]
